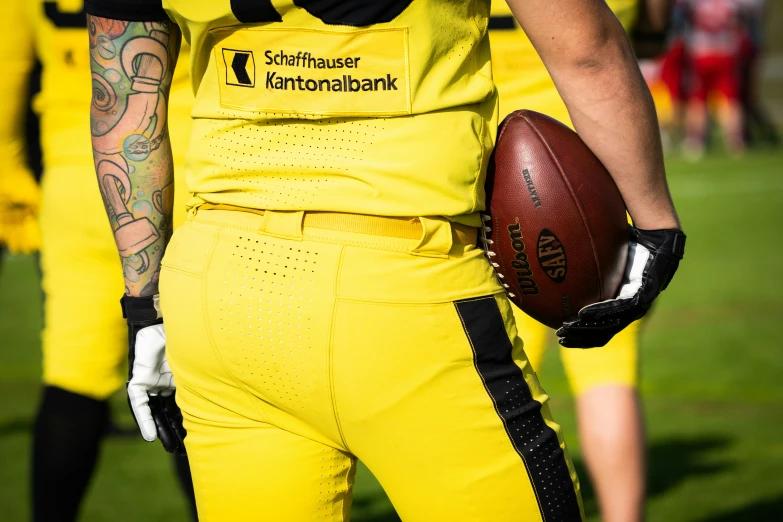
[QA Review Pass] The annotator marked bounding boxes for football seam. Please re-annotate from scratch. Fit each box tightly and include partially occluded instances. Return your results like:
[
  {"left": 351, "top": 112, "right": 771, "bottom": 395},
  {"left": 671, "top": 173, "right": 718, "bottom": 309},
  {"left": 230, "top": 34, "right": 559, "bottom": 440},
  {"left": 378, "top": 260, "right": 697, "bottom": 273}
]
[
  {"left": 517, "top": 111, "right": 606, "bottom": 298},
  {"left": 491, "top": 213, "right": 511, "bottom": 294},
  {"left": 488, "top": 115, "right": 518, "bottom": 300}
]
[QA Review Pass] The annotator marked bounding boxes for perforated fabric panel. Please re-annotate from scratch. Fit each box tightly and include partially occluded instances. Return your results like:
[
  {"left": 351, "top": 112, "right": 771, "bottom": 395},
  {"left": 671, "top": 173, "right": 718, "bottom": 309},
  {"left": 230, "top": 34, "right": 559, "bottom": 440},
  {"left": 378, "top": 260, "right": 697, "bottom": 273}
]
[
  {"left": 455, "top": 296, "right": 583, "bottom": 522},
  {"left": 215, "top": 235, "right": 326, "bottom": 413},
  {"left": 193, "top": 116, "right": 375, "bottom": 210},
  {"left": 185, "top": 107, "right": 490, "bottom": 223}
]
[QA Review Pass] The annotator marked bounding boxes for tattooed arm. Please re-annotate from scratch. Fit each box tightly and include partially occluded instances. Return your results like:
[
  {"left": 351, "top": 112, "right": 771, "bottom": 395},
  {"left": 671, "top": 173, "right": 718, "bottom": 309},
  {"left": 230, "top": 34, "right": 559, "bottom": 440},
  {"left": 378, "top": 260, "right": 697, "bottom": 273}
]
[{"left": 89, "top": 16, "right": 180, "bottom": 297}]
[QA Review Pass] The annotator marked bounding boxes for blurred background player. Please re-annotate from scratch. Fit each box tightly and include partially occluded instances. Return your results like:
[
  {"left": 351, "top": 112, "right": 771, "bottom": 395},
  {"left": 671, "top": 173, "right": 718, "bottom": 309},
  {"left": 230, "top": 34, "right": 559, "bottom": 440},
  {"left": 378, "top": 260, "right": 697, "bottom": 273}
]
[
  {"left": 0, "top": 1, "right": 196, "bottom": 520},
  {"left": 738, "top": 0, "right": 779, "bottom": 147},
  {"left": 637, "top": 1, "right": 687, "bottom": 152},
  {"left": 0, "top": 65, "right": 41, "bottom": 260},
  {"left": 680, "top": 0, "right": 752, "bottom": 157},
  {"left": 640, "top": 0, "right": 778, "bottom": 155},
  {"left": 489, "top": 1, "right": 673, "bottom": 521}
]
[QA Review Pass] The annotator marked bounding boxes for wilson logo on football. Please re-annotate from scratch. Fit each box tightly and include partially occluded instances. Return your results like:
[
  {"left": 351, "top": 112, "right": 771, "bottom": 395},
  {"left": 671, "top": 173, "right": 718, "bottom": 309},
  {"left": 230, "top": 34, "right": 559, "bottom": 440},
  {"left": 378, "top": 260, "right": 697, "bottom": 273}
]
[
  {"left": 537, "top": 229, "right": 567, "bottom": 283},
  {"left": 507, "top": 221, "right": 540, "bottom": 296}
]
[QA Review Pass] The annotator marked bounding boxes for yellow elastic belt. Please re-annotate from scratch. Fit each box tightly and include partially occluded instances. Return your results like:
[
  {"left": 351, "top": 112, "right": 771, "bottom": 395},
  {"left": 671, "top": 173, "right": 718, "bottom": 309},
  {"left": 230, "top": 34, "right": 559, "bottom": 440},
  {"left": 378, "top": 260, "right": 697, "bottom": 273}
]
[{"left": 196, "top": 203, "right": 477, "bottom": 245}]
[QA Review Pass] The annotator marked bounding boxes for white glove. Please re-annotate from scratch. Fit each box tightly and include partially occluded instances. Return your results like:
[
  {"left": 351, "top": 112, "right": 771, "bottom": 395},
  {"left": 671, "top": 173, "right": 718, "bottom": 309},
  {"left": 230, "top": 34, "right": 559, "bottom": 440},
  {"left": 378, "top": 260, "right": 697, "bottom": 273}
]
[
  {"left": 121, "top": 294, "right": 186, "bottom": 454},
  {"left": 127, "top": 323, "right": 175, "bottom": 442}
]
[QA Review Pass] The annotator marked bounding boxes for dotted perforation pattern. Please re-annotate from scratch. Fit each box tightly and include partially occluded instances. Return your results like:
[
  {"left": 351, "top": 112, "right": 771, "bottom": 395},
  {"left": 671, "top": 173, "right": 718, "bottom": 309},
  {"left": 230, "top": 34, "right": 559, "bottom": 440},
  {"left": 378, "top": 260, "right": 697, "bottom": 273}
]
[
  {"left": 316, "top": 448, "right": 355, "bottom": 519},
  {"left": 200, "top": 116, "right": 377, "bottom": 209},
  {"left": 217, "top": 235, "right": 323, "bottom": 412},
  {"left": 455, "top": 296, "right": 582, "bottom": 522}
]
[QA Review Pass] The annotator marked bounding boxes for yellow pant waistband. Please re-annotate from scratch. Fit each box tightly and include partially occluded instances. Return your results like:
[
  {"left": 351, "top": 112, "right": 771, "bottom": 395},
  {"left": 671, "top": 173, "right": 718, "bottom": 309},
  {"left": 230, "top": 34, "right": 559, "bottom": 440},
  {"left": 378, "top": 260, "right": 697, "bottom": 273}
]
[{"left": 194, "top": 203, "right": 478, "bottom": 246}]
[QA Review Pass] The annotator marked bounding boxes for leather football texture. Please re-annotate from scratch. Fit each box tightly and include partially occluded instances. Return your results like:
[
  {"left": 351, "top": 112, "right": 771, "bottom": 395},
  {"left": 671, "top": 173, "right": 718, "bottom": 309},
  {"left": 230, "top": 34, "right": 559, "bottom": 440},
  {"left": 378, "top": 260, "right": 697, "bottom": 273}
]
[{"left": 484, "top": 110, "right": 629, "bottom": 329}]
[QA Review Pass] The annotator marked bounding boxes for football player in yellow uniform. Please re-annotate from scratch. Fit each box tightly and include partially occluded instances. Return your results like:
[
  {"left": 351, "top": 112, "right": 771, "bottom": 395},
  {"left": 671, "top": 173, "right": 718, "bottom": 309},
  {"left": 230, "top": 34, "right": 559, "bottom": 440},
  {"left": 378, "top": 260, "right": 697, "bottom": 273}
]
[
  {"left": 0, "top": 48, "right": 40, "bottom": 256},
  {"left": 489, "top": 2, "right": 647, "bottom": 521},
  {"left": 0, "top": 1, "right": 195, "bottom": 519},
  {"left": 86, "top": 0, "right": 684, "bottom": 520}
]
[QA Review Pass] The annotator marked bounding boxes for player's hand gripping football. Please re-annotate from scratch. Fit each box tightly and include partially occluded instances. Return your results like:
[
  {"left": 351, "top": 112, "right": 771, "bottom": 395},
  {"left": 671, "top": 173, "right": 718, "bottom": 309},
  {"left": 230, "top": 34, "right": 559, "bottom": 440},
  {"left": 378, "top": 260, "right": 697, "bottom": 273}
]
[
  {"left": 120, "top": 295, "right": 186, "bottom": 455},
  {"left": 556, "top": 227, "right": 686, "bottom": 348}
]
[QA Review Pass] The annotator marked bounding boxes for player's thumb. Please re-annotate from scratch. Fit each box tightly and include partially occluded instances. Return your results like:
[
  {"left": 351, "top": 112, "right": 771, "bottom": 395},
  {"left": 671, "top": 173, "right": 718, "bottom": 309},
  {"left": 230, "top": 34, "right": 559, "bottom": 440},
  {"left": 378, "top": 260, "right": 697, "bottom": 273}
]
[{"left": 127, "top": 383, "right": 158, "bottom": 442}]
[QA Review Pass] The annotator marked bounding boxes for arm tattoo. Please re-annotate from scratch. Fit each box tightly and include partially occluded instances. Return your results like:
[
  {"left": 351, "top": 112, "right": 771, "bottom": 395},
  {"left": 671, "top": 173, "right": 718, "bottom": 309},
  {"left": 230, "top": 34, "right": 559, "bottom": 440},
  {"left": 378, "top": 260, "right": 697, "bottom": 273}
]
[{"left": 88, "top": 16, "right": 180, "bottom": 297}]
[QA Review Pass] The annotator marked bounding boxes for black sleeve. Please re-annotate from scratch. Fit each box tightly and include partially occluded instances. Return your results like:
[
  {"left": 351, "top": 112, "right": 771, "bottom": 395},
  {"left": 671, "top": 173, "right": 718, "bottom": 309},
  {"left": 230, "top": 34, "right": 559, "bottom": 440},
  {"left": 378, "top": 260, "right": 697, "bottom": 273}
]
[{"left": 85, "top": 0, "right": 169, "bottom": 21}]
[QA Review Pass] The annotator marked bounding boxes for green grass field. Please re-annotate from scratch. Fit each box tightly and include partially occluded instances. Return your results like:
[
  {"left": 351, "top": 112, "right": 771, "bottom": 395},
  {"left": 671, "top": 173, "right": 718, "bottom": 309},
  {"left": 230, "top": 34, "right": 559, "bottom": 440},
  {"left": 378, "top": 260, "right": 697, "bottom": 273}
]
[{"left": 1, "top": 149, "right": 782, "bottom": 521}]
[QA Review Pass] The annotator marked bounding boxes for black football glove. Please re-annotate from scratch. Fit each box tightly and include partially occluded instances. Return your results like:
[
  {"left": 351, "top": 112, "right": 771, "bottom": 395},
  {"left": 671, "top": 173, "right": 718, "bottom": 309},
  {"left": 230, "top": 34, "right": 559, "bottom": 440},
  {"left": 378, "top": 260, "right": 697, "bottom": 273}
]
[
  {"left": 556, "top": 227, "right": 686, "bottom": 348},
  {"left": 120, "top": 295, "right": 186, "bottom": 455}
]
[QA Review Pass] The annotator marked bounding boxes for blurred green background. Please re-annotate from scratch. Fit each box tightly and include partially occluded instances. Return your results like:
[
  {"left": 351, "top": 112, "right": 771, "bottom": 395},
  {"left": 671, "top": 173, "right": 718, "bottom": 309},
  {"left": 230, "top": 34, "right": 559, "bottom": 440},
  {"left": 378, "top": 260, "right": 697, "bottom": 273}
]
[{"left": 2, "top": 6, "right": 783, "bottom": 522}]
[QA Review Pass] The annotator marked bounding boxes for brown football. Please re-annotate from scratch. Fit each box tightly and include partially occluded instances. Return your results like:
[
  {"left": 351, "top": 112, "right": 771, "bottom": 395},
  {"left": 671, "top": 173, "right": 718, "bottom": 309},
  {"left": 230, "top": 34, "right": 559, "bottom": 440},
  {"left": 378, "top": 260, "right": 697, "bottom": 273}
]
[{"left": 485, "top": 110, "right": 629, "bottom": 329}]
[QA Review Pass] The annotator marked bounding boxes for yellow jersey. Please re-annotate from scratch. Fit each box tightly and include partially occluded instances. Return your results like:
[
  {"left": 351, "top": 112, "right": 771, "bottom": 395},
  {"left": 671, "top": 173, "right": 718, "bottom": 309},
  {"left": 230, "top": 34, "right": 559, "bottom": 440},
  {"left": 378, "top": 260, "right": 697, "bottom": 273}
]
[
  {"left": 0, "top": 0, "right": 36, "bottom": 192},
  {"left": 490, "top": 0, "right": 638, "bottom": 126},
  {"left": 87, "top": 0, "right": 498, "bottom": 226},
  {"left": 0, "top": 0, "right": 192, "bottom": 168}
]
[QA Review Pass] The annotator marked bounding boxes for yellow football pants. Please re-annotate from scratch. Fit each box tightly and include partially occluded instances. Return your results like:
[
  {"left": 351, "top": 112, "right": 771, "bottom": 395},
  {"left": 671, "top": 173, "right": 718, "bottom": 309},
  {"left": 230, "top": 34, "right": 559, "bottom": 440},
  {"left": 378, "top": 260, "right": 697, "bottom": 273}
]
[{"left": 160, "top": 208, "right": 584, "bottom": 522}]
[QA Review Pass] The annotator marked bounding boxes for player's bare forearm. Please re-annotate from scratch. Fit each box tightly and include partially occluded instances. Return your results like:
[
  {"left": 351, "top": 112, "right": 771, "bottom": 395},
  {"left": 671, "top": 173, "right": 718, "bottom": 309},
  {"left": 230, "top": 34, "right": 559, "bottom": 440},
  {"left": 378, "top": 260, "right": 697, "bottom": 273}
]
[
  {"left": 507, "top": 0, "right": 680, "bottom": 231},
  {"left": 88, "top": 16, "right": 180, "bottom": 297}
]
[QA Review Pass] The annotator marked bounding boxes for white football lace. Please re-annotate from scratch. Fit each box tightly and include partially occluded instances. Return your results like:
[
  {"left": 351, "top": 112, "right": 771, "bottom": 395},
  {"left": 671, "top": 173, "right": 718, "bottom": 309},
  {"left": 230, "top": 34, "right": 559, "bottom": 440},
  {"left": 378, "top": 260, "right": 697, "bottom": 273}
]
[{"left": 479, "top": 214, "right": 515, "bottom": 298}]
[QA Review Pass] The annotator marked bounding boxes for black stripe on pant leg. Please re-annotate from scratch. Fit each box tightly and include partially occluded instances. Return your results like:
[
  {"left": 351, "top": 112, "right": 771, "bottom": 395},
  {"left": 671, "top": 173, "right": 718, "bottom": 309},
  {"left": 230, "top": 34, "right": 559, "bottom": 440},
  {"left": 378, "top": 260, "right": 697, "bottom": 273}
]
[{"left": 455, "top": 296, "right": 582, "bottom": 522}]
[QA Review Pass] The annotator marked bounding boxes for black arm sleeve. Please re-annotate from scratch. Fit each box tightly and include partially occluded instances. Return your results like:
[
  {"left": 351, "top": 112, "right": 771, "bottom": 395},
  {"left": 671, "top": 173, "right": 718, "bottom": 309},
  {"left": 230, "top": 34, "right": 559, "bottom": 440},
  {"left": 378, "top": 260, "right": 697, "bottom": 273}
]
[{"left": 85, "top": 0, "right": 169, "bottom": 22}]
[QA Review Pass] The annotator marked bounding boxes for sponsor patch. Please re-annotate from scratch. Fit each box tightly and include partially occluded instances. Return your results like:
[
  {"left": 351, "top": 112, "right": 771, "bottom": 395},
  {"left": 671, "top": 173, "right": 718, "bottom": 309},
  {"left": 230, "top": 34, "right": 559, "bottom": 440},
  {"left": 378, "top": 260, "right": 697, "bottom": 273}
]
[
  {"left": 213, "top": 27, "right": 411, "bottom": 116},
  {"left": 222, "top": 49, "right": 256, "bottom": 87}
]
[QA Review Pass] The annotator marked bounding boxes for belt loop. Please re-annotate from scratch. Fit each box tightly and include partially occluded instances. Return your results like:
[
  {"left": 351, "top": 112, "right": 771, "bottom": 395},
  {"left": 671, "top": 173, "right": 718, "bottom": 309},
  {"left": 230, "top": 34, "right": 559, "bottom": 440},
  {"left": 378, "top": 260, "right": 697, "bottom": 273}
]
[
  {"left": 260, "top": 210, "right": 305, "bottom": 241},
  {"left": 410, "top": 216, "right": 453, "bottom": 258},
  {"left": 185, "top": 195, "right": 207, "bottom": 221}
]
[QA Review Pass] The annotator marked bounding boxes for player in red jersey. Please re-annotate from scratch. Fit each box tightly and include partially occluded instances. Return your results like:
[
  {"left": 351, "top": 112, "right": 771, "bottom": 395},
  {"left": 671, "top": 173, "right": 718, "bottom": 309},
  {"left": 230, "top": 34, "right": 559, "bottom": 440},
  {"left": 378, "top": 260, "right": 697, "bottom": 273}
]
[{"left": 681, "top": 0, "right": 755, "bottom": 157}]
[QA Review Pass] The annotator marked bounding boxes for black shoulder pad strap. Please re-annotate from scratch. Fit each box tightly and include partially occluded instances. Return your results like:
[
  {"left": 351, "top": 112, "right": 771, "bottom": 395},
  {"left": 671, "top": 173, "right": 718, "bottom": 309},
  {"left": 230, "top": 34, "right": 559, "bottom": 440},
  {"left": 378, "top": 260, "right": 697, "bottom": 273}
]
[{"left": 85, "top": 0, "right": 169, "bottom": 22}]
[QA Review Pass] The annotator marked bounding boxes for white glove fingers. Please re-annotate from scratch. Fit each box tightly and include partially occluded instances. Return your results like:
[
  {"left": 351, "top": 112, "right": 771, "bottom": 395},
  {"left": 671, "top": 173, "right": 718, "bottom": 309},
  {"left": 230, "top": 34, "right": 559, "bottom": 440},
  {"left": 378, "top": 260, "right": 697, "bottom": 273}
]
[{"left": 127, "top": 384, "right": 157, "bottom": 442}]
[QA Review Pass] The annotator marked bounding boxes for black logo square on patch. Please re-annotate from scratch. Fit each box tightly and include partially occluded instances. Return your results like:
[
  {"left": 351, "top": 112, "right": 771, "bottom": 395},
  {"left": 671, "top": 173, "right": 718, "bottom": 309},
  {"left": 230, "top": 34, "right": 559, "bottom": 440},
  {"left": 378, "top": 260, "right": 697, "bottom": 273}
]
[{"left": 222, "top": 49, "right": 255, "bottom": 87}]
